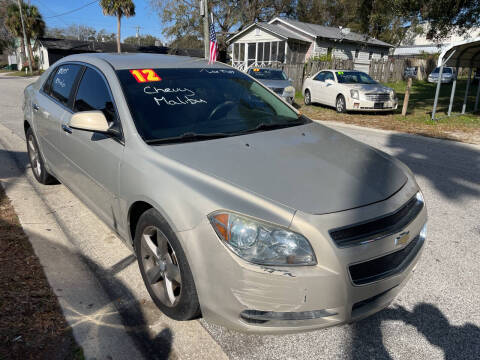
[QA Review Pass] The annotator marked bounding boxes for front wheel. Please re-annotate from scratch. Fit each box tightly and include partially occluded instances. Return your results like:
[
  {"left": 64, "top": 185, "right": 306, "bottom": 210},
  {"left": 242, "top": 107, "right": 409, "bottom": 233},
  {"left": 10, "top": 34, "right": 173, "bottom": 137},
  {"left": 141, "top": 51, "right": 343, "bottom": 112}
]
[
  {"left": 304, "top": 90, "right": 312, "bottom": 105},
  {"left": 135, "top": 209, "right": 201, "bottom": 320},
  {"left": 336, "top": 95, "right": 347, "bottom": 113},
  {"left": 26, "top": 127, "right": 58, "bottom": 185}
]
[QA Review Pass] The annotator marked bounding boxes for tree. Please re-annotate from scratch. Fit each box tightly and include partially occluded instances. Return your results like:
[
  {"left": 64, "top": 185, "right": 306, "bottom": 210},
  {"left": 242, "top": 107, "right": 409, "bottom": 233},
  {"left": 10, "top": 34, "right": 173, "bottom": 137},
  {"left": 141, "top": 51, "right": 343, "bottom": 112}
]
[
  {"left": 150, "top": 0, "right": 294, "bottom": 52},
  {"left": 124, "top": 34, "right": 160, "bottom": 46},
  {"left": 0, "top": 0, "right": 15, "bottom": 54},
  {"left": 100, "top": 0, "right": 136, "bottom": 53},
  {"left": 168, "top": 35, "right": 202, "bottom": 49},
  {"left": 96, "top": 29, "right": 117, "bottom": 42},
  {"left": 5, "top": 2, "right": 45, "bottom": 69}
]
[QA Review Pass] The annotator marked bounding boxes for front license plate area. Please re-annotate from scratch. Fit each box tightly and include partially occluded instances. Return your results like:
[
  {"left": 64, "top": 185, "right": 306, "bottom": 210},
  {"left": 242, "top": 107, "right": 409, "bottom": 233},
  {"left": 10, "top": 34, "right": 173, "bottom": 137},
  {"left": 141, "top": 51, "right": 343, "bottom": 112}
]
[{"left": 374, "top": 102, "right": 384, "bottom": 109}]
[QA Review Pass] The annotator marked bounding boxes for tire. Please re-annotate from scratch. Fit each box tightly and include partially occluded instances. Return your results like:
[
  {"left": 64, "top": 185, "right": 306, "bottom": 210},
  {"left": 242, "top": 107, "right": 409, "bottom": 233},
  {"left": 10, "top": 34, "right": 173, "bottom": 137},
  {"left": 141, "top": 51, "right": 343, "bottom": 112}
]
[
  {"left": 336, "top": 95, "right": 347, "bottom": 113},
  {"left": 26, "top": 127, "right": 58, "bottom": 185},
  {"left": 304, "top": 90, "right": 312, "bottom": 105},
  {"left": 134, "top": 208, "right": 201, "bottom": 320}
]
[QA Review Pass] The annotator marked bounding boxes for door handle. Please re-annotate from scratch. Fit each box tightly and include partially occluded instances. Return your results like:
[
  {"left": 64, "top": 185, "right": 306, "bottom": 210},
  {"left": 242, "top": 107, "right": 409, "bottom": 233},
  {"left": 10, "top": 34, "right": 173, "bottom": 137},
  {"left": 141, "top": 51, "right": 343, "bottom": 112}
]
[
  {"left": 32, "top": 103, "right": 39, "bottom": 111},
  {"left": 61, "top": 123, "right": 72, "bottom": 134}
]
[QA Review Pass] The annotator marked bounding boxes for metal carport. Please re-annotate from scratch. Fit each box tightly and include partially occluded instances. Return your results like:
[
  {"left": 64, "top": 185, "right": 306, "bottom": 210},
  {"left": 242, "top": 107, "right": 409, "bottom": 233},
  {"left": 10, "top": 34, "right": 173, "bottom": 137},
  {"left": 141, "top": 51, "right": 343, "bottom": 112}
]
[{"left": 432, "top": 38, "right": 480, "bottom": 120}]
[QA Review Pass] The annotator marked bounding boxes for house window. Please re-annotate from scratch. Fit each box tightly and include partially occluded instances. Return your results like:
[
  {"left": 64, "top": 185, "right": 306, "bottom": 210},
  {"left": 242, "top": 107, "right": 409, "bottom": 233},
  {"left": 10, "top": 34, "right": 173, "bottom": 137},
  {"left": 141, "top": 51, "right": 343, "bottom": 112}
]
[
  {"left": 264, "top": 42, "right": 270, "bottom": 62},
  {"left": 247, "top": 42, "right": 256, "bottom": 66},
  {"left": 355, "top": 49, "right": 359, "bottom": 59},
  {"left": 258, "top": 42, "right": 264, "bottom": 62},
  {"left": 271, "top": 42, "right": 278, "bottom": 61},
  {"left": 239, "top": 43, "right": 245, "bottom": 61},
  {"left": 233, "top": 43, "right": 238, "bottom": 61},
  {"left": 369, "top": 51, "right": 373, "bottom": 60},
  {"left": 278, "top": 41, "right": 285, "bottom": 63}
]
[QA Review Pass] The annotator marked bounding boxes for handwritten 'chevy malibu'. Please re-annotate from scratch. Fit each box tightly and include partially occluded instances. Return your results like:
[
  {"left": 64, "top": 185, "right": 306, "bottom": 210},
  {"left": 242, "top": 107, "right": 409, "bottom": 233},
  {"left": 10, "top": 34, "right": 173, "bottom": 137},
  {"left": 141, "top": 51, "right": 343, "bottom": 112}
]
[{"left": 23, "top": 53, "right": 427, "bottom": 333}]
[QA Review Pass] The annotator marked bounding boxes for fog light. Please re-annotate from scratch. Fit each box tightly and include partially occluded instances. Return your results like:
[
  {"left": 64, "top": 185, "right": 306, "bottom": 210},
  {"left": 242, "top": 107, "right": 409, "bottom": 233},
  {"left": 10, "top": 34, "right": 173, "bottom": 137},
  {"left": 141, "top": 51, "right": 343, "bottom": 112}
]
[{"left": 354, "top": 102, "right": 360, "bottom": 109}]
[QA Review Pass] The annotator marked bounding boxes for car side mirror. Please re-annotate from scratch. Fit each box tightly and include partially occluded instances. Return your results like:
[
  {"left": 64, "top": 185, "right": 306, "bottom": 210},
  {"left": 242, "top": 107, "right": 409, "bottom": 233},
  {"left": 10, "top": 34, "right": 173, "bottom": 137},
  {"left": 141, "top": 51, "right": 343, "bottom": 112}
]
[
  {"left": 326, "top": 79, "right": 334, "bottom": 85},
  {"left": 69, "top": 110, "right": 111, "bottom": 134}
]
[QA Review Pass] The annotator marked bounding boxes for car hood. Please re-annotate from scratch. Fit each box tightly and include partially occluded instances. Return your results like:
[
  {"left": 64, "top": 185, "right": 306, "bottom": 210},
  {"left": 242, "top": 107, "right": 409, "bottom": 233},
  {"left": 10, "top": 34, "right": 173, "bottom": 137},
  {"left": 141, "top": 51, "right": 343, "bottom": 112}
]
[
  {"left": 258, "top": 79, "right": 292, "bottom": 89},
  {"left": 152, "top": 123, "right": 407, "bottom": 214},
  {"left": 344, "top": 83, "right": 392, "bottom": 93}
]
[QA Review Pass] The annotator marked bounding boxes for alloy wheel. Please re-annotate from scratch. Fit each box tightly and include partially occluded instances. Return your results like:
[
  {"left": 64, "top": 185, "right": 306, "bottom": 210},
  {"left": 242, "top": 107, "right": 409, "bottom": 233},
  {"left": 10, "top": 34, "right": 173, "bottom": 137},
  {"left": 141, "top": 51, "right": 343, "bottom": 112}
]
[
  {"left": 28, "top": 134, "right": 42, "bottom": 178},
  {"left": 140, "top": 225, "right": 182, "bottom": 307},
  {"left": 336, "top": 97, "right": 345, "bottom": 112}
]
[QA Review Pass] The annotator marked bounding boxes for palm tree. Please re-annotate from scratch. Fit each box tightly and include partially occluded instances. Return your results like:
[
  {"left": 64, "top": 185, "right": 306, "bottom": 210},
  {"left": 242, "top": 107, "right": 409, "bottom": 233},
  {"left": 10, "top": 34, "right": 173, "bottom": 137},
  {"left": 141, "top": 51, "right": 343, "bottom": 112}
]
[
  {"left": 100, "top": 0, "right": 136, "bottom": 53},
  {"left": 5, "top": 2, "right": 44, "bottom": 70}
]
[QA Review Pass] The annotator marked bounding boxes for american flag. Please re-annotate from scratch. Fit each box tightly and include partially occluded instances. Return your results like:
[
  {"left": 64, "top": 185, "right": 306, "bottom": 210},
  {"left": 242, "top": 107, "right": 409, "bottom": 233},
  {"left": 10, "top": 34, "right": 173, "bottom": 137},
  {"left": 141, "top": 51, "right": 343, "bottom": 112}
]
[{"left": 208, "top": 19, "right": 218, "bottom": 64}]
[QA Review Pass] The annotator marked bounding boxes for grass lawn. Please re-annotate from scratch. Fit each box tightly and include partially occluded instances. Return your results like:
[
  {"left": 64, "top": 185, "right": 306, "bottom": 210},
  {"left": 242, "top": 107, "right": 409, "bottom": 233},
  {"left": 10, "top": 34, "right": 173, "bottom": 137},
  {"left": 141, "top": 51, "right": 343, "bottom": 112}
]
[{"left": 295, "top": 79, "right": 480, "bottom": 144}]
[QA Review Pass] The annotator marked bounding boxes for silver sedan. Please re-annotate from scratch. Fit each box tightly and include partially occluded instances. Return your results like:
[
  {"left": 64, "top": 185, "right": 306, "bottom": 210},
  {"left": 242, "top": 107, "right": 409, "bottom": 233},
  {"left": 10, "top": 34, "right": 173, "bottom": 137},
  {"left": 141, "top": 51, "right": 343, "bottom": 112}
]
[{"left": 23, "top": 53, "right": 427, "bottom": 334}]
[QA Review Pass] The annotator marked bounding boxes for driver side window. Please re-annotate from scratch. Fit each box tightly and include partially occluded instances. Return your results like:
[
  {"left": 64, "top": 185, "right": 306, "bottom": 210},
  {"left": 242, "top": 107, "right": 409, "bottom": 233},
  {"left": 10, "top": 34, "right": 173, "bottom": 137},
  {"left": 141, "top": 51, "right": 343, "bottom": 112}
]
[
  {"left": 313, "top": 72, "right": 326, "bottom": 82},
  {"left": 73, "top": 67, "right": 117, "bottom": 124}
]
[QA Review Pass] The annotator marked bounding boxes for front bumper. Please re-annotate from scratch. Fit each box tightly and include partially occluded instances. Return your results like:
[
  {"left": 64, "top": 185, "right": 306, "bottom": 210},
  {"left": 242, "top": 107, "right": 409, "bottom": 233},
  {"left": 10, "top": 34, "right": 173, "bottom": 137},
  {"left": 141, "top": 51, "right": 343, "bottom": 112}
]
[
  {"left": 177, "top": 186, "right": 426, "bottom": 334},
  {"left": 346, "top": 96, "right": 398, "bottom": 111},
  {"left": 428, "top": 77, "right": 453, "bottom": 83}
]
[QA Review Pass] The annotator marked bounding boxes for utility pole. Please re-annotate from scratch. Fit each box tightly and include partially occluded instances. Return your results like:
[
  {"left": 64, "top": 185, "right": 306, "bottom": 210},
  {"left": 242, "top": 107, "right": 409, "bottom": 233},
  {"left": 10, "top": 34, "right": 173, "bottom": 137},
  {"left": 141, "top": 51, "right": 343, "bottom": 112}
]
[
  {"left": 135, "top": 26, "right": 141, "bottom": 46},
  {"left": 17, "top": 0, "right": 33, "bottom": 74},
  {"left": 201, "top": 0, "right": 209, "bottom": 59}
]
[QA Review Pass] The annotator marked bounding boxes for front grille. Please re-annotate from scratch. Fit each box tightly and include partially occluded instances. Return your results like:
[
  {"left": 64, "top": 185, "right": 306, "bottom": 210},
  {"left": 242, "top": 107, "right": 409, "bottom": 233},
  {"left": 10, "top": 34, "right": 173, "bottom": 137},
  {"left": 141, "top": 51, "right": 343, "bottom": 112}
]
[
  {"left": 349, "top": 234, "right": 423, "bottom": 285},
  {"left": 365, "top": 93, "right": 390, "bottom": 102},
  {"left": 271, "top": 87, "right": 284, "bottom": 95},
  {"left": 329, "top": 195, "right": 423, "bottom": 247}
]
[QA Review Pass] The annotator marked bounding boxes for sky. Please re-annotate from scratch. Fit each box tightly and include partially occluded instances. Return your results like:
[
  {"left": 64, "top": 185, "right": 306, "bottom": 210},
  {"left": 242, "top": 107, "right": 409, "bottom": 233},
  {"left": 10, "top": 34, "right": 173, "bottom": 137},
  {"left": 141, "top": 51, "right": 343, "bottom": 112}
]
[{"left": 31, "top": 0, "right": 167, "bottom": 42}]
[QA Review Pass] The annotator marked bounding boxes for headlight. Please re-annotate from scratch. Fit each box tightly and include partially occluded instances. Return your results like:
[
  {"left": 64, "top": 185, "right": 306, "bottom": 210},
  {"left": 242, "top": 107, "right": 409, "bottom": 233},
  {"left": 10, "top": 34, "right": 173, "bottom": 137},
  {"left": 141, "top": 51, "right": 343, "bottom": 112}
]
[
  {"left": 416, "top": 191, "right": 424, "bottom": 205},
  {"left": 208, "top": 211, "right": 316, "bottom": 266},
  {"left": 390, "top": 90, "right": 397, "bottom": 100},
  {"left": 350, "top": 89, "right": 359, "bottom": 100},
  {"left": 283, "top": 85, "right": 295, "bottom": 96}
]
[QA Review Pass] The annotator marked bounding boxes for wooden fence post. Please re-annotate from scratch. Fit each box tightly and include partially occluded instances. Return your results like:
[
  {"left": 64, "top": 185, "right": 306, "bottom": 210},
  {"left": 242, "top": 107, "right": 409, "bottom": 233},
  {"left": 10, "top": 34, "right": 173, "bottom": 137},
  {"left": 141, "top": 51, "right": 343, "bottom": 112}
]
[{"left": 402, "top": 76, "right": 413, "bottom": 116}]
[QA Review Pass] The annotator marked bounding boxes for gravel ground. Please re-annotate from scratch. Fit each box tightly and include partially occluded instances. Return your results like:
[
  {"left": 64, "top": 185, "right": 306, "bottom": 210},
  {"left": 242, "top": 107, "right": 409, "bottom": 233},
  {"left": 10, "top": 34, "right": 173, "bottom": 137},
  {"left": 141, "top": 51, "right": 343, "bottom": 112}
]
[{"left": 1, "top": 74, "right": 479, "bottom": 359}]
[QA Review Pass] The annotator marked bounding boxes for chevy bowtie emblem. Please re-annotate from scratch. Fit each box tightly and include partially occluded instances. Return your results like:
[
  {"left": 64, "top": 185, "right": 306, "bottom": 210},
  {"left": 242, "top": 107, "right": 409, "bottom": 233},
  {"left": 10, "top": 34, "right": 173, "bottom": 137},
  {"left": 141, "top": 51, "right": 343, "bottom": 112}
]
[{"left": 395, "top": 231, "right": 410, "bottom": 246}]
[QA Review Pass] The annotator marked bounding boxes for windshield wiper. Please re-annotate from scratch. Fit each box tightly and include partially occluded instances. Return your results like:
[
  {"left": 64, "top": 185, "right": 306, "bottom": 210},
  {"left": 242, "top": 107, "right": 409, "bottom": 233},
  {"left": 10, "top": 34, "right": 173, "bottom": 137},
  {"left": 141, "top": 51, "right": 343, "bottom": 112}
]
[
  {"left": 145, "top": 132, "right": 232, "bottom": 145},
  {"left": 240, "top": 118, "right": 309, "bottom": 134}
]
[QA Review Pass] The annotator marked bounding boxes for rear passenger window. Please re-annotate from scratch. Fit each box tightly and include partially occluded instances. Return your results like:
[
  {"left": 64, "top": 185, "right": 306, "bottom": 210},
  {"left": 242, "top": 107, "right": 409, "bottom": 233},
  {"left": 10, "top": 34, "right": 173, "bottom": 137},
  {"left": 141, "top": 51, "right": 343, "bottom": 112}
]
[
  {"left": 50, "top": 64, "right": 81, "bottom": 106},
  {"left": 74, "top": 68, "right": 116, "bottom": 123}
]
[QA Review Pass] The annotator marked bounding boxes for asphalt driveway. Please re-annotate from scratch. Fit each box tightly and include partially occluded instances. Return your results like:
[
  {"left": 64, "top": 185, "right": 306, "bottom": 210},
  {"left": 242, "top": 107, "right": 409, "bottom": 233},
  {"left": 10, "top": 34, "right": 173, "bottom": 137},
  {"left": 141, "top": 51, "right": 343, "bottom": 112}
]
[{"left": 0, "top": 74, "right": 479, "bottom": 359}]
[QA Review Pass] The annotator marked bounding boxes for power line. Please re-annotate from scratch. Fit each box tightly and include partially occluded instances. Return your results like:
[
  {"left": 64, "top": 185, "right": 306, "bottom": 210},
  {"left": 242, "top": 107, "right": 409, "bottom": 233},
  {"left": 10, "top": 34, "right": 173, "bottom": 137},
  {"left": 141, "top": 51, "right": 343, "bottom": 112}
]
[{"left": 44, "top": 0, "right": 99, "bottom": 19}]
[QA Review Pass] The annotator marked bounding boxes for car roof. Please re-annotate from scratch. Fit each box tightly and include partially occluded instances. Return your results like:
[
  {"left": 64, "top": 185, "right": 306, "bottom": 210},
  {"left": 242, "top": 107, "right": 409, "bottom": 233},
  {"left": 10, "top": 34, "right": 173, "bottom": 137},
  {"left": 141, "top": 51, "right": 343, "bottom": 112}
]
[{"left": 57, "top": 52, "right": 232, "bottom": 70}]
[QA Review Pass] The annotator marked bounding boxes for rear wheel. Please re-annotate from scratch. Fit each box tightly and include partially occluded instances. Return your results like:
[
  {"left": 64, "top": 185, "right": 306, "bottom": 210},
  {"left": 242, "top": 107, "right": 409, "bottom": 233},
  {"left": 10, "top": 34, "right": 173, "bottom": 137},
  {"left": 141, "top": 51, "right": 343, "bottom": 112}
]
[
  {"left": 26, "top": 127, "right": 58, "bottom": 185},
  {"left": 304, "top": 90, "right": 312, "bottom": 105},
  {"left": 134, "top": 209, "right": 200, "bottom": 320},
  {"left": 336, "top": 95, "right": 347, "bottom": 113}
]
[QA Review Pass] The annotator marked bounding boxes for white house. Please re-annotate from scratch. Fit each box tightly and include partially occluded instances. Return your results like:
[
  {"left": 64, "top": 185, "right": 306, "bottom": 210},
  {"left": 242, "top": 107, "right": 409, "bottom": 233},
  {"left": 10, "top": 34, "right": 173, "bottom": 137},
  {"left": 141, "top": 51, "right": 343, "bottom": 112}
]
[{"left": 227, "top": 17, "right": 391, "bottom": 71}]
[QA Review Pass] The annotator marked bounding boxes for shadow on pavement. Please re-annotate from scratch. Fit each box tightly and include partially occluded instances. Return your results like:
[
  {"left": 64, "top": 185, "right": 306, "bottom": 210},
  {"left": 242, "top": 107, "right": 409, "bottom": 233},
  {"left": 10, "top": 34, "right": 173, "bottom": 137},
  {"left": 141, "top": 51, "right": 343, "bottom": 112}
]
[
  {"left": 386, "top": 133, "right": 480, "bottom": 200},
  {"left": 350, "top": 303, "right": 480, "bottom": 359},
  {"left": 0, "top": 211, "right": 174, "bottom": 359}
]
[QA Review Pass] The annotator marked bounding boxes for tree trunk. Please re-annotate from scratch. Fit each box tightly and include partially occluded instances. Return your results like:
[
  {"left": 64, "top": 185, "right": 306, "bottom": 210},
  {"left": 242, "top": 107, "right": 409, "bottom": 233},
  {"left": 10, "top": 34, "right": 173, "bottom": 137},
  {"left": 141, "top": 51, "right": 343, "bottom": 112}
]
[
  {"left": 19, "top": 36, "right": 25, "bottom": 68},
  {"left": 26, "top": 36, "right": 35, "bottom": 71},
  {"left": 117, "top": 12, "right": 121, "bottom": 53}
]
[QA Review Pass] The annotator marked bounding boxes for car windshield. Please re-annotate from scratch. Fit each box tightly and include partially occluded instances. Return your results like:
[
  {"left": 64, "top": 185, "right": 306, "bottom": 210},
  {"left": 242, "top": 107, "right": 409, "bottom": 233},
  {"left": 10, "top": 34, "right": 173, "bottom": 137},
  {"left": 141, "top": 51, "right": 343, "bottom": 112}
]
[
  {"left": 117, "top": 68, "right": 307, "bottom": 143},
  {"left": 249, "top": 69, "right": 287, "bottom": 80},
  {"left": 432, "top": 67, "right": 452, "bottom": 74},
  {"left": 336, "top": 71, "right": 377, "bottom": 84}
]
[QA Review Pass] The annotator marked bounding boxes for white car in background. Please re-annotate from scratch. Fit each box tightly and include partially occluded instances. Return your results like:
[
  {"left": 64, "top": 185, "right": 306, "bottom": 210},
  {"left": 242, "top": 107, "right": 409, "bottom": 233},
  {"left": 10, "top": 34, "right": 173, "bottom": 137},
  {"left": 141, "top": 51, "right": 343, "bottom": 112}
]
[
  {"left": 427, "top": 67, "right": 456, "bottom": 83},
  {"left": 302, "top": 70, "right": 398, "bottom": 113}
]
